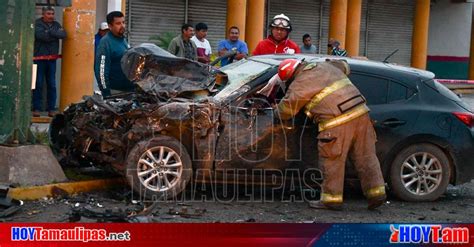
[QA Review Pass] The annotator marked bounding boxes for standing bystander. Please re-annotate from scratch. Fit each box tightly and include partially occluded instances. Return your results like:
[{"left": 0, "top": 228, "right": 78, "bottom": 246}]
[
  {"left": 300, "top": 34, "right": 317, "bottom": 54},
  {"left": 32, "top": 6, "right": 66, "bottom": 117},
  {"left": 94, "top": 11, "right": 133, "bottom": 97},
  {"left": 191, "top": 23, "right": 212, "bottom": 64},
  {"left": 168, "top": 24, "right": 198, "bottom": 61},
  {"left": 328, "top": 39, "right": 348, "bottom": 57},
  {"left": 217, "top": 26, "right": 248, "bottom": 67},
  {"left": 94, "top": 22, "right": 109, "bottom": 56}
]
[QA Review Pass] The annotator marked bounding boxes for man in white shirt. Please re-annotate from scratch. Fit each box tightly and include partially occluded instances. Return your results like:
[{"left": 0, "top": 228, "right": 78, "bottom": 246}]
[{"left": 191, "top": 22, "right": 212, "bottom": 64}]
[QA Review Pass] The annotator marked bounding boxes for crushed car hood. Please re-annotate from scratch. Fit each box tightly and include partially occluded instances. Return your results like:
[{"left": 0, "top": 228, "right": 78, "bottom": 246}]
[
  {"left": 50, "top": 44, "right": 226, "bottom": 170},
  {"left": 51, "top": 92, "right": 219, "bottom": 171},
  {"left": 121, "top": 44, "right": 218, "bottom": 100}
]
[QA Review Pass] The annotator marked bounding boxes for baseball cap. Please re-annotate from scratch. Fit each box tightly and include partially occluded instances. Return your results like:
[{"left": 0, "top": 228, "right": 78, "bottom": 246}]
[{"left": 100, "top": 22, "right": 109, "bottom": 30}]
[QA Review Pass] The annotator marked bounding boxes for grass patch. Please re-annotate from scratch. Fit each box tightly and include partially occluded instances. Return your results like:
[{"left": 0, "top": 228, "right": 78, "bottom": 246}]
[
  {"left": 63, "top": 168, "right": 99, "bottom": 181},
  {"left": 31, "top": 127, "right": 49, "bottom": 145}
]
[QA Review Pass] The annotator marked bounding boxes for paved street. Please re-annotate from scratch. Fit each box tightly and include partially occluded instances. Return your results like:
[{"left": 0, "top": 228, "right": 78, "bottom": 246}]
[{"left": 5, "top": 181, "right": 474, "bottom": 223}]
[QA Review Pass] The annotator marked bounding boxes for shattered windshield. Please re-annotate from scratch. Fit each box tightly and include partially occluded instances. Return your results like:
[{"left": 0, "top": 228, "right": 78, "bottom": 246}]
[{"left": 214, "top": 59, "right": 274, "bottom": 101}]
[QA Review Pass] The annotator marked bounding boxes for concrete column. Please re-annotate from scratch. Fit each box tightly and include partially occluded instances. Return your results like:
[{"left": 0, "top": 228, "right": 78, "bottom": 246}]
[
  {"left": 411, "top": 0, "right": 430, "bottom": 69},
  {"left": 346, "top": 0, "right": 362, "bottom": 56},
  {"left": 329, "top": 0, "right": 348, "bottom": 53},
  {"left": 469, "top": 4, "right": 474, "bottom": 80},
  {"left": 246, "top": 0, "right": 265, "bottom": 54},
  {"left": 60, "top": 0, "right": 96, "bottom": 111},
  {"left": 227, "top": 0, "right": 247, "bottom": 41},
  {"left": 0, "top": 0, "right": 35, "bottom": 144}
]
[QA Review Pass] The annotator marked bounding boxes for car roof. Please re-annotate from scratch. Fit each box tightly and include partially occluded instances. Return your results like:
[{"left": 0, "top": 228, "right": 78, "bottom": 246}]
[{"left": 249, "top": 54, "right": 435, "bottom": 81}]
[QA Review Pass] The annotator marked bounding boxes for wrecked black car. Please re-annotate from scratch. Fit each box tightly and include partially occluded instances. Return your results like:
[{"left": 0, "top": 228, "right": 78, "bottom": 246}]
[{"left": 50, "top": 44, "right": 474, "bottom": 202}]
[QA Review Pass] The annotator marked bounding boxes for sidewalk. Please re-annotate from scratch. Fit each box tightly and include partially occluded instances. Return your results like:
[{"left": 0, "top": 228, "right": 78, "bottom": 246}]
[{"left": 438, "top": 79, "right": 474, "bottom": 94}]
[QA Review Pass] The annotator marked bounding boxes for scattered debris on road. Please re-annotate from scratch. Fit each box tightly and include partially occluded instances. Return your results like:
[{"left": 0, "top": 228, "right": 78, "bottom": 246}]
[
  {"left": 167, "top": 206, "right": 206, "bottom": 219},
  {"left": 0, "top": 186, "right": 23, "bottom": 218}
]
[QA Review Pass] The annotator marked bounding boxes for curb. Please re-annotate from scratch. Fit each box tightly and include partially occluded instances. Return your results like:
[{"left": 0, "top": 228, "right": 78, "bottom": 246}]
[{"left": 8, "top": 178, "right": 126, "bottom": 201}]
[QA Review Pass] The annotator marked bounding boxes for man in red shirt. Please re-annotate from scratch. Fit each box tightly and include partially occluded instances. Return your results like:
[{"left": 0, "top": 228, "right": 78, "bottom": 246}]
[{"left": 252, "top": 14, "right": 301, "bottom": 55}]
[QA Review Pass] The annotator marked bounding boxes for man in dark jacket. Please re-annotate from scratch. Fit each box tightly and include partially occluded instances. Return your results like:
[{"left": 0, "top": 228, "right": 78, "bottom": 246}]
[
  {"left": 33, "top": 6, "right": 66, "bottom": 117},
  {"left": 168, "top": 24, "right": 198, "bottom": 61},
  {"left": 94, "top": 11, "right": 133, "bottom": 97}
]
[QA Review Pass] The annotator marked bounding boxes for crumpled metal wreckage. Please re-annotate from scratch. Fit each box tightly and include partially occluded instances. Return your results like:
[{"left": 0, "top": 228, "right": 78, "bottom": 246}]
[
  {"left": 50, "top": 44, "right": 236, "bottom": 199},
  {"left": 51, "top": 44, "right": 220, "bottom": 170},
  {"left": 50, "top": 44, "right": 315, "bottom": 202},
  {"left": 69, "top": 201, "right": 160, "bottom": 223}
]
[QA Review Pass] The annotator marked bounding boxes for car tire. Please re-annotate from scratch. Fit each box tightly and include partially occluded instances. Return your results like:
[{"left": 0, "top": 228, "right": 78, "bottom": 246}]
[
  {"left": 49, "top": 113, "right": 66, "bottom": 152},
  {"left": 390, "top": 143, "right": 450, "bottom": 202},
  {"left": 125, "top": 135, "right": 192, "bottom": 200}
]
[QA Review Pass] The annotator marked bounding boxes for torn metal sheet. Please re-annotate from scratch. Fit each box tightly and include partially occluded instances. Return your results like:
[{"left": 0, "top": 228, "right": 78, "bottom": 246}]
[
  {"left": 122, "top": 44, "right": 217, "bottom": 99},
  {"left": 51, "top": 93, "right": 219, "bottom": 173},
  {"left": 49, "top": 45, "right": 229, "bottom": 172}
]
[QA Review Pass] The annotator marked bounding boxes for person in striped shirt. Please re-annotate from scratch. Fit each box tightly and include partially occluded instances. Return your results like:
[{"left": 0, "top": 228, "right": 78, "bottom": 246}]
[{"left": 328, "top": 39, "right": 348, "bottom": 57}]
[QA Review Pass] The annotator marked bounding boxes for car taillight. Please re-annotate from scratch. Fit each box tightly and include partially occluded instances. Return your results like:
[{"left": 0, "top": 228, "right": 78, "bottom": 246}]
[{"left": 453, "top": 112, "right": 474, "bottom": 128}]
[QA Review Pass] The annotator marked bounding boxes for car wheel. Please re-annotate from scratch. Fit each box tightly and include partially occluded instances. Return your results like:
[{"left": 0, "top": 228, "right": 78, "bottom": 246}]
[
  {"left": 125, "top": 135, "right": 192, "bottom": 200},
  {"left": 390, "top": 143, "right": 450, "bottom": 202},
  {"left": 49, "top": 113, "right": 66, "bottom": 152}
]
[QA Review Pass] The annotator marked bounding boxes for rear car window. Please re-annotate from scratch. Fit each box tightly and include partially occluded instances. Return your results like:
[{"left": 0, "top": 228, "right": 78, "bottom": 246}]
[
  {"left": 349, "top": 73, "right": 388, "bottom": 105},
  {"left": 388, "top": 81, "right": 413, "bottom": 103},
  {"left": 350, "top": 73, "right": 414, "bottom": 105}
]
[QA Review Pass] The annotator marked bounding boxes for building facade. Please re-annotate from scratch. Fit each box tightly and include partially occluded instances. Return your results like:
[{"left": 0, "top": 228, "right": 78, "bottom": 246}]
[
  {"left": 125, "top": 0, "right": 417, "bottom": 65},
  {"left": 427, "top": 0, "right": 473, "bottom": 79}
]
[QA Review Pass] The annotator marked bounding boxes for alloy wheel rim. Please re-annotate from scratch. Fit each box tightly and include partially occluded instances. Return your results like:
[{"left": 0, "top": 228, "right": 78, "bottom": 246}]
[
  {"left": 400, "top": 152, "right": 443, "bottom": 196},
  {"left": 137, "top": 146, "right": 183, "bottom": 192}
]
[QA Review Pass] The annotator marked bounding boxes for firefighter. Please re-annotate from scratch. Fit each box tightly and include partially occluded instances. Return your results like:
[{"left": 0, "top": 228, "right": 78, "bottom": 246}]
[
  {"left": 272, "top": 58, "right": 386, "bottom": 210},
  {"left": 252, "top": 14, "right": 301, "bottom": 55}
]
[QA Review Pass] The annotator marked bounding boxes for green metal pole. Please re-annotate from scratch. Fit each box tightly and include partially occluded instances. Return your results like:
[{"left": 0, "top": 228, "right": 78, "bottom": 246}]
[{"left": 0, "top": 0, "right": 35, "bottom": 145}]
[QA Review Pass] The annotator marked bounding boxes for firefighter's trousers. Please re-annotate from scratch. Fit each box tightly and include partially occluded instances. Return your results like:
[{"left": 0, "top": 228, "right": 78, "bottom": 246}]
[{"left": 316, "top": 113, "right": 386, "bottom": 206}]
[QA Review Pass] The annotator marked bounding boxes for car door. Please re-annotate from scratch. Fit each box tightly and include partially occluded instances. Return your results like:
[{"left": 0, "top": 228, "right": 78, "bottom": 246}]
[
  {"left": 214, "top": 89, "right": 318, "bottom": 172},
  {"left": 349, "top": 72, "right": 421, "bottom": 163},
  {"left": 214, "top": 97, "right": 274, "bottom": 170}
]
